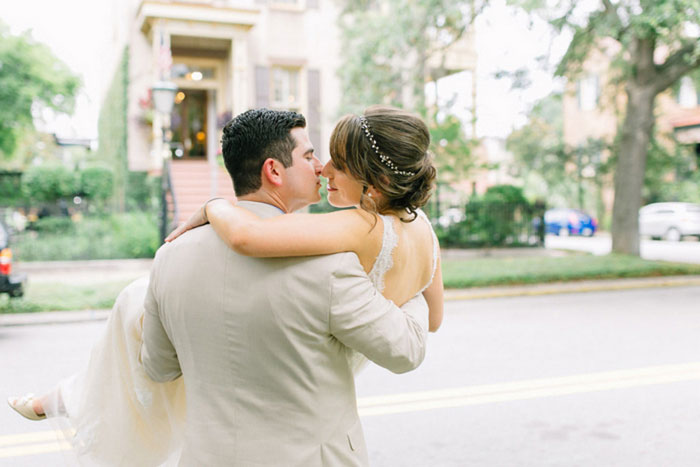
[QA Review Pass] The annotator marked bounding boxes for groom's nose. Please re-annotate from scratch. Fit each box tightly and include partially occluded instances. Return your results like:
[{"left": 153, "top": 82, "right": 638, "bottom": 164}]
[{"left": 313, "top": 156, "right": 322, "bottom": 174}]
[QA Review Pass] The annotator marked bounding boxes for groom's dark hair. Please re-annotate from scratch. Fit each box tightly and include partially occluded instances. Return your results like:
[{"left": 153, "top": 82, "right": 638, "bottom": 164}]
[{"left": 222, "top": 108, "right": 307, "bottom": 196}]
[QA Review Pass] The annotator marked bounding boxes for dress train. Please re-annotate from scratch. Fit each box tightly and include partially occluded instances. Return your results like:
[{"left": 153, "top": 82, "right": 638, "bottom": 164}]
[{"left": 44, "top": 277, "right": 186, "bottom": 466}]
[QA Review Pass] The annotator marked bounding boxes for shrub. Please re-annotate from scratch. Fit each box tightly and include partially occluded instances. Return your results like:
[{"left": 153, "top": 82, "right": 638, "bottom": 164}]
[
  {"left": 13, "top": 212, "right": 160, "bottom": 261},
  {"left": 482, "top": 184, "right": 528, "bottom": 204},
  {"left": 0, "top": 171, "right": 25, "bottom": 207},
  {"left": 30, "top": 216, "right": 74, "bottom": 233},
  {"left": 126, "top": 171, "right": 160, "bottom": 212},
  {"left": 21, "top": 165, "right": 77, "bottom": 203},
  {"left": 79, "top": 166, "right": 114, "bottom": 203},
  {"left": 437, "top": 198, "right": 545, "bottom": 248}
]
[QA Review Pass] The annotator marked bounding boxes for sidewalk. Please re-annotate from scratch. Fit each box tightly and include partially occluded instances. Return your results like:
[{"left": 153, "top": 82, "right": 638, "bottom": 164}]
[{"left": 3, "top": 274, "right": 700, "bottom": 327}]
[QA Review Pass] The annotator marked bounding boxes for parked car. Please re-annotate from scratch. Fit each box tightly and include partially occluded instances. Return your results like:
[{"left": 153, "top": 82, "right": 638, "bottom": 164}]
[
  {"left": 639, "top": 202, "right": 700, "bottom": 241},
  {"left": 0, "top": 222, "right": 25, "bottom": 298},
  {"left": 544, "top": 208, "right": 598, "bottom": 237}
]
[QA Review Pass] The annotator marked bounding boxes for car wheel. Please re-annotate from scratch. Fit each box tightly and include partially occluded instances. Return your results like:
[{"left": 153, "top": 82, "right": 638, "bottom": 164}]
[
  {"left": 558, "top": 227, "right": 569, "bottom": 237},
  {"left": 664, "top": 227, "right": 682, "bottom": 242},
  {"left": 9, "top": 289, "right": 23, "bottom": 298},
  {"left": 581, "top": 227, "right": 593, "bottom": 237}
]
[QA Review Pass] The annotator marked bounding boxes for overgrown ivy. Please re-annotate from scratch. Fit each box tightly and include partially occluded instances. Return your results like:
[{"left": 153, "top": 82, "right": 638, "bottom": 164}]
[{"left": 97, "top": 47, "right": 129, "bottom": 211}]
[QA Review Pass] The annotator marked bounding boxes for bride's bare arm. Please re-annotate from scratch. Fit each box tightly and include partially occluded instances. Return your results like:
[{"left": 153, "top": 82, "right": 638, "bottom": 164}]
[
  {"left": 205, "top": 200, "right": 368, "bottom": 257},
  {"left": 422, "top": 256, "right": 444, "bottom": 332},
  {"left": 169, "top": 199, "right": 445, "bottom": 331}
]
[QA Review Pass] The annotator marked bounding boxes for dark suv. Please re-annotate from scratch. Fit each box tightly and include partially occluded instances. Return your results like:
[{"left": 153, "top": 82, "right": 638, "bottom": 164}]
[{"left": 0, "top": 222, "right": 25, "bottom": 298}]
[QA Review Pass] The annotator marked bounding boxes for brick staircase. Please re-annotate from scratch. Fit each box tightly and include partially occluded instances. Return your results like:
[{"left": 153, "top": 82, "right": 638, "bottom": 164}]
[{"left": 168, "top": 160, "right": 236, "bottom": 224}]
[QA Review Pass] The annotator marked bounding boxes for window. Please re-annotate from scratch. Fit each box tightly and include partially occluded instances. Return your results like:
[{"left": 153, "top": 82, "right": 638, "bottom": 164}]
[
  {"left": 271, "top": 67, "right": 300, "bottom": 110},
  {"left": 577, "top": 74, "right": 599, "bottom": 111},
  {"left": 677, "top": 76, "right": 698, "bottom": 108},
  {"left": 269, "top": 0, "right": 305, "bottom": 10},
  {"left": 171, "top": 63, "right": 216, "bottom": 81}
]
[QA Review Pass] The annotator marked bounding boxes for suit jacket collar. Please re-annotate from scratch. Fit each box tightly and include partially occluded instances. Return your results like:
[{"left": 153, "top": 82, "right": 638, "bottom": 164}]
[{"left": 236, "top": 200, "right": 285, "bottom": 219}]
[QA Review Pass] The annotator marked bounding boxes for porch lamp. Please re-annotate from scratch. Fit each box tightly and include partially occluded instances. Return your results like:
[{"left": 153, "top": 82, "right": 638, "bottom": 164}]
[
  {"left": 152, "top": 81, "right": 178, "bottom": 116},
  {"left": 151, "top": 80, "right": 178, "bottom": 243}
]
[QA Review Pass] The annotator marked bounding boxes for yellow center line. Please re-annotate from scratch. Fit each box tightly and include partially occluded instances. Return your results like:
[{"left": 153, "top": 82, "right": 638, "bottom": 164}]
[
  {"left": 0, "top": 430, "right": 65, "bottom": 447},
  {"left": 0, "top": 429, "right": 76, "bottom": 459},
  {"left": 3, "top": 363, "right": 700, "bottom": 459},
  {"left": 358, "top": 362, "right": 700, "bottom": 417},
  {"left": 0, "top": 440, "right": 72, "bottom": 459}
]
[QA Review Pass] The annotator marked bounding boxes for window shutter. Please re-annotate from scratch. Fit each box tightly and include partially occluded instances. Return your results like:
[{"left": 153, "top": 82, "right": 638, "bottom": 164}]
[
  {"left": 594, "top": 75, "right": 600, "bottom": 106},
  {"left": 576, "top": 79, "right": 582, "bottom": 110},
  {"left": 307, "top": 69, "right": 321, "bottom": 150},
  {"left": 255, "top": 66, "right": 270, "bottom": 108}
]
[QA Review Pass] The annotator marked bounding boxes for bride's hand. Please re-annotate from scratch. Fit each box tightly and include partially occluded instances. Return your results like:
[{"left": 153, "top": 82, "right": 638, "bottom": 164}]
[{"left": 165, "top": 198, "right": 224, "bottom": 242}]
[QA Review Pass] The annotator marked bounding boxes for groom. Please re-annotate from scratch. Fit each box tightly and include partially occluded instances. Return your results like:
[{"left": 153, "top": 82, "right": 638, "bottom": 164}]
[{"left": 141, "top": 108, "right": 429, "bottom": 466}]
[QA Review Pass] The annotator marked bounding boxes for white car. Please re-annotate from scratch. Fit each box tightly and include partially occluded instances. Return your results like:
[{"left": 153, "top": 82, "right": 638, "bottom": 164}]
[{"left": 638, "top": 202, "right": 700, "bottom": 241}]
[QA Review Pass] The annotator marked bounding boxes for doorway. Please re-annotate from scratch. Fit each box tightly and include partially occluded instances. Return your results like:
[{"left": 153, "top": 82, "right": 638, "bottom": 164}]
[{"left": 170, "top": 89, "right": 208, "bottom": 159}]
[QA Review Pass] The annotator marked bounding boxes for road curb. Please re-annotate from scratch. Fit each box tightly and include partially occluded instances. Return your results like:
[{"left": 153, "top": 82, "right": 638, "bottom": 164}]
[
  {"left": 0, "top": 309, "right": 110, "bottom": 327},
  {"left": 444, "top": 276, "right": 700, "bottom": 301}
]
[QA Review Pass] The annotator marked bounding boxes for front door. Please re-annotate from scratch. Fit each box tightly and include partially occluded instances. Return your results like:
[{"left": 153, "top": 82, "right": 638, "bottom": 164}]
[{"left": 170, "top": 89, "right": 208, "bottom": 159}]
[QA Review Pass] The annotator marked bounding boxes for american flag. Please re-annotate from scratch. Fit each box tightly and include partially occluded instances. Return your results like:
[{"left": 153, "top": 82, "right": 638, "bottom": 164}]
[{"left": 158, "top": 33, "right": 172, "bottom": 79}]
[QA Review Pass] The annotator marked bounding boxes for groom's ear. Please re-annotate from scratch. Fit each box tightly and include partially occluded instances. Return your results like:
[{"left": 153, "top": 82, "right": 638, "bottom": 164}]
[{"left": 261, "top": 158, "right": 284, "bottom": 187}]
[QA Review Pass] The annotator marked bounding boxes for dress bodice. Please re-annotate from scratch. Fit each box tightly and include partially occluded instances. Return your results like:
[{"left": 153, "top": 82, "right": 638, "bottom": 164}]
[
  {"left": 367, "top": 213, "right": 397, "bottom": 293},
  {"left": 348, "top": 209, "right": 438, "bottom": 374},
  {"left": 367, "top": 209, "right": 439, "bottom": 294}
]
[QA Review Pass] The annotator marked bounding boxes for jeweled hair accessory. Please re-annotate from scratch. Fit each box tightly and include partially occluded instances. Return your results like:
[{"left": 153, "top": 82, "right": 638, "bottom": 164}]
[{"left": 359, "top": 116, "right": 415, "bottom": 176}]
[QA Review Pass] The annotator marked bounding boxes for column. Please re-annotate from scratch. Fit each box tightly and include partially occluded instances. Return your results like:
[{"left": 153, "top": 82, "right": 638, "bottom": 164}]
[
  {"left": 207, "top": 89, "right": 218, "bottom": 197},
  {"left": 231, "top": 35, "right": 249, "bottom": 117}
]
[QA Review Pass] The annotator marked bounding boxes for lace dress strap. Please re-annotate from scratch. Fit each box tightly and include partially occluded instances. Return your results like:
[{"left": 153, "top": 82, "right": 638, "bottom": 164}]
[
  {"left": 417, "top": 209, "right": 439, "bottom": 294},
  {"left": 367, "top": 214, "right": 398, "bottom": 293}
]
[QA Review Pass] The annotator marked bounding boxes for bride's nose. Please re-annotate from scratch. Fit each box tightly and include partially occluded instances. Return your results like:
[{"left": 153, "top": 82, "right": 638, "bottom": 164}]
[{"left": 321, "top": 161, "right": 333, "bottom": 178}]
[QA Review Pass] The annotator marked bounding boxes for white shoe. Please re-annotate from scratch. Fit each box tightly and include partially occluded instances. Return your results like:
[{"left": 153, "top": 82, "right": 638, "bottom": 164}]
[{"left": 7, "top": 394, "right": 46, "bottom": 421}]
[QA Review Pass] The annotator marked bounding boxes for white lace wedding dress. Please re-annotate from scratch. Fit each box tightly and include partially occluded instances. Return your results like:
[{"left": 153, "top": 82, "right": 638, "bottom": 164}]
[
  {"left": 348, "top": 210, "right": 438, "bottom": 373},
  {"left": 44, "top": 210, "right": 438, "bottom": 466}
]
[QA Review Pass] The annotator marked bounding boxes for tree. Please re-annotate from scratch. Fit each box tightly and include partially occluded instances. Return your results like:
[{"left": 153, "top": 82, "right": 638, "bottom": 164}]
[
  {"left": 337, "top": 0, "right": 485, "bottom": 115},
  {"left": 429, "top": 111, "right": 478, "bottom": 183},
  {"left": 507, "top": 93, "right": 614, "bottom": 223},
  {"left": 337, "top": 0, "right": 486, "bottom": 204},
  {"left": 0, "top": 21, "right": 80, "bottom": 160},
  {"left": 511, "top": 0, "right": 700, "bottom": 256},
  {"left": 506, "top": 93, "right": 571, "bottom": 200}
]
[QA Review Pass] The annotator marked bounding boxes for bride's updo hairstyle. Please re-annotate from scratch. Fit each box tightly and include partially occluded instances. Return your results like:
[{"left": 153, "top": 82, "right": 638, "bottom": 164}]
[{"left": 329, "top": 105, "right": 436, "bottom": 221}]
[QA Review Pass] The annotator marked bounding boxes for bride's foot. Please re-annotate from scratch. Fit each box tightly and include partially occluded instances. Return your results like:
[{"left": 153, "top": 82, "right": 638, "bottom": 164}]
[{"left": 7, "top": 394, "right": 46, "bottom": 421}]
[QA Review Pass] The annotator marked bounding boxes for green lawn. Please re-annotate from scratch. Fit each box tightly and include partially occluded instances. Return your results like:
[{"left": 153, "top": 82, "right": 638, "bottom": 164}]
[
  {"left": 0, "top": 279, "right": 136, "bottom": 314},
  {"left": 2, "top": 254, "right": 700, "bottom": 313},
  {"left": 442, "top": 254, "right": 700, "bottom": 288}
]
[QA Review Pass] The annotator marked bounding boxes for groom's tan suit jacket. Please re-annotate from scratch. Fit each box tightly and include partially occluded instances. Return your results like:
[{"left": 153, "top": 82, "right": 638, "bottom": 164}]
[{"left": 141, "top": 201, "right": 429, "bottom": 466}]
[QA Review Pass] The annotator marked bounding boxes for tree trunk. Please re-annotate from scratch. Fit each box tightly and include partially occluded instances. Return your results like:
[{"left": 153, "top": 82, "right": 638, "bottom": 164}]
[{"left": 611, "top": 83, "right": 656, "bottom": 255}]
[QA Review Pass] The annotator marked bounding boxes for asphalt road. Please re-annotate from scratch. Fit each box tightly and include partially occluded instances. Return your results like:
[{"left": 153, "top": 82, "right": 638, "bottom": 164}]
[
  {"left": 546, "top": 233, "right": 700, "bottom": 264},
  {"left": 2, "top": 285, "right": 700, "bottom": 466}
]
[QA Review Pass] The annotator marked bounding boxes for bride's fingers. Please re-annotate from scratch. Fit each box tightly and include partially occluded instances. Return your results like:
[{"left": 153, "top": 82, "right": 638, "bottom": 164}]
[{"left": 165, "top": 224, "right": 187, "bottom": 242}]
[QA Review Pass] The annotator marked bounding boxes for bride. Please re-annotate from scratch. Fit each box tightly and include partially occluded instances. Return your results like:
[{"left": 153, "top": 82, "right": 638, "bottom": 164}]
[{"left": 8, "top": 105, "right": 443, "bottom": 465}]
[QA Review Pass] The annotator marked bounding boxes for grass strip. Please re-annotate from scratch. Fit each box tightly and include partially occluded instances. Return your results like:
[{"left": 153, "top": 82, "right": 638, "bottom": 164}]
[
  {"left": 0, "top": 279, "right": 137, "bottom": 314},
  {"left": 442, "top": 254, "right": 700, "bottom": 288}
]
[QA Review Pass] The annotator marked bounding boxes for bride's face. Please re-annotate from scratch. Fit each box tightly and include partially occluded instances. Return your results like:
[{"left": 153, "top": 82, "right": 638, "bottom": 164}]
[{"left": 321, "top": 158, "right": 365, "bottom": 208}]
